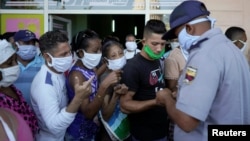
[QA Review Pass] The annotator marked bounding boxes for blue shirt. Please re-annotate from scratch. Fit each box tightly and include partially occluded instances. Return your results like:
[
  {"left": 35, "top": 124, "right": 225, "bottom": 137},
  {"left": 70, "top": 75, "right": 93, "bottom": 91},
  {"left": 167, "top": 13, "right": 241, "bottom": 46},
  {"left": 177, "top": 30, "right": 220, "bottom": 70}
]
[
  {"left": 175, "top": 28, "right": 250, "bottom": 141},
  {"left": 14, "top": 55, "right": 44, "bottom": 106}
]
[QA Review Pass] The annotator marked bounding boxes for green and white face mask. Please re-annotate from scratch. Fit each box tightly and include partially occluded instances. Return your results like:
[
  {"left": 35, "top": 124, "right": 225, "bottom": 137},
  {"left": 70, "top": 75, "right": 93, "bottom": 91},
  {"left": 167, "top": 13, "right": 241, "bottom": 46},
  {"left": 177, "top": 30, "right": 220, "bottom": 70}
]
[{"left": 143, "top": 45, "right": 165, "bottom": 60}]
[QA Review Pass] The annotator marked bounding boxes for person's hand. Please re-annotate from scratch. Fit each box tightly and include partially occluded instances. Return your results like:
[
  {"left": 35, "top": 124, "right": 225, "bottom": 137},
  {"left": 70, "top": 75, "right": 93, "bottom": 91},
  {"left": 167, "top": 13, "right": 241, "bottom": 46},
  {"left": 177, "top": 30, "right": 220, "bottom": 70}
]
[
  {"left": 171, "top": 91, "right": 177, "bottom": 99},
  {"left": 113, "top": 84, "right": 128, "bottom": 95},
  {"left": 156, "top": 88, "right": 172, "bottom": 106},
  {"left": 74, "top": 76, "right": 94, "bottom": 100},
  {"left": 101, "top": 70, "right": 122, "bottom": 88}
]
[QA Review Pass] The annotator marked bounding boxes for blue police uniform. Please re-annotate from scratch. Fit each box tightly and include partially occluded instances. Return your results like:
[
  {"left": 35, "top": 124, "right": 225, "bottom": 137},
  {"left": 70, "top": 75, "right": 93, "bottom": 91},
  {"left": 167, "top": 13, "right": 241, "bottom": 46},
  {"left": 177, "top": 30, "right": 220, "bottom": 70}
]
[{"left": 175, "top": 28, "right": 250, "bottom": 141}]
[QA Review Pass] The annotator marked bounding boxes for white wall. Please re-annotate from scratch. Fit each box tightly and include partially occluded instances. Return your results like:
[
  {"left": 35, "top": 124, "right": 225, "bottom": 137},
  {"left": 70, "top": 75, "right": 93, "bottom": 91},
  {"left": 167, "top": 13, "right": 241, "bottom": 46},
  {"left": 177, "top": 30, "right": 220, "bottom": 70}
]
[{"left": 201, "top": 0, "right": 250, "bottom": 65}]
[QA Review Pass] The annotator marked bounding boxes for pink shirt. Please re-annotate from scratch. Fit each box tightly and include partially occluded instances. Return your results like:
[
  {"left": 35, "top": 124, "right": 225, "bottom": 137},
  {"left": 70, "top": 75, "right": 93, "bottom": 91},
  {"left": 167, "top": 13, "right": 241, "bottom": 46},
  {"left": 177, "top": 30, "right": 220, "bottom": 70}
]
[
  {"left": 0, "top": 108, "right": 33, "bottom": 141},
  {"left": 0, "top": 85, "right": 38, "bottom": 137}
]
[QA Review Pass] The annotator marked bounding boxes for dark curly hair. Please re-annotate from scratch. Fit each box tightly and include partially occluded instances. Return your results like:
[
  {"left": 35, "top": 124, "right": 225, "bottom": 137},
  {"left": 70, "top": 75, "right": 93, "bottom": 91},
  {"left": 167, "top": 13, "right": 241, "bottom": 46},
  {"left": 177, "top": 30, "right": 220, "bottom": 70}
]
[
  {"left": 1, "top": 32, "right": 16, "bottom": 42},
  {"left": 39, "top": 30, "right": 68, "bottom": 54},
  {"left": 71, "top": 29, "right": 100, "bottom": 52}
]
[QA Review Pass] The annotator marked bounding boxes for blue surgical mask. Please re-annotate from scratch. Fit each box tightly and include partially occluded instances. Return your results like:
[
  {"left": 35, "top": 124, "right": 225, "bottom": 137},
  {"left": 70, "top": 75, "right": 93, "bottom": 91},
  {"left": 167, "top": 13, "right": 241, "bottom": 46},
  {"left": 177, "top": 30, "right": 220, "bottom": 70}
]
[
  {"left": 178, "top": 16, "right": 216, "bottom": 60},
  {"left": 16, "top": 45, "right": 37, "bottom": 60},
  {"left": 178, "top": 28, "right": 200, "bottom": 60}
]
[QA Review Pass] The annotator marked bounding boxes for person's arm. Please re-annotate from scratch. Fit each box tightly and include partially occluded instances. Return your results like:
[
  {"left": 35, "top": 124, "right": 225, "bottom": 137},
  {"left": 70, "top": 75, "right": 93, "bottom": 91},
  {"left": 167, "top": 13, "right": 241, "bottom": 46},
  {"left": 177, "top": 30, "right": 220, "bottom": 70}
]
[
  {"left": 101, "top": 92, "right": 119, "bottom": 121},
  {"left": 102, "top": 84, "right": 128, "bottom": 121},
  {"left": 165, "top": 79, "right": 178, "bottom": 92},
  {"left": 31, "top": 74, "right": 93, "bottom": 135},
  {"left": 120, "top": 90, "right": 157, "bottom": 114},
  {"left": 164, "top": 53, "right": 182, "bottom": 93},
  {"left": 66, "top": 76, "right": 93, "bottom": 113},
  {"left": 95, "top": 58, "right": 108, "bottom": 77},
  {"left": 0, "top": 108, "right": 33, "bottom": 141},
  {"left": 156, "top": 88, "right": 199, "bottom": 132},
  {"left": 69, "top": 70, "right": 121, "bottom": 120},
  {"left": 31, "top": 87, "right": 77, "bottom": 134},
  {"left": 95, "top": 62, "right": 107, "bottom": 77}
]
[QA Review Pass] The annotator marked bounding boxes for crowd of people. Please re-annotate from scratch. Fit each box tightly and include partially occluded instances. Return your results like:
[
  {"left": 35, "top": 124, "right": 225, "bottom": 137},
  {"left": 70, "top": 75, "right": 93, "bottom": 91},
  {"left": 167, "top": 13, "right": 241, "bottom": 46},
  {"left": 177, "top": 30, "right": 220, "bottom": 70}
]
[{"left": 0, "top": 1, "right": 250, "bottom": 141}]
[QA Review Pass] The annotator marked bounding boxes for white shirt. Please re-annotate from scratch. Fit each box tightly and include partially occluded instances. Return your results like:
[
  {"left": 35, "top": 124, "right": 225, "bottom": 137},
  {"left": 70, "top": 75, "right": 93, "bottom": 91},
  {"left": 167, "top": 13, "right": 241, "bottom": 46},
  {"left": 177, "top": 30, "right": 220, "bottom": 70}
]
[
  {"left": 31, "top": 64, "right": 76, "bottom": 141},
  {"left": 124, "top": 49, "right": 141, "bottom": 60}
]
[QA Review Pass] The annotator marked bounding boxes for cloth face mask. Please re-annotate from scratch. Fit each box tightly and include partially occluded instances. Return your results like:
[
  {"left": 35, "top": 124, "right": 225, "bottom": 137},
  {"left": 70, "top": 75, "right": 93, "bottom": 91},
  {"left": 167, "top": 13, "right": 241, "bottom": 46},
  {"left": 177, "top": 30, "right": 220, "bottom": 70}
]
[
  {"left": 107, "top": 56, "right": 127, "bottom": 70},
  {"left": 125, "top": 41, "right": 137, "bottom": 51},
  {"left": 0, "top": 65, "right": 20, "bottom": 87},
  {"left": 81, "top": 50, "right": 102, "bottom": 69},
  {"left": 47, "top": 53, "right": 73, "bottom": 73},
  {"left": 144, "top": 45, "right": 165, "bottom": 60}
]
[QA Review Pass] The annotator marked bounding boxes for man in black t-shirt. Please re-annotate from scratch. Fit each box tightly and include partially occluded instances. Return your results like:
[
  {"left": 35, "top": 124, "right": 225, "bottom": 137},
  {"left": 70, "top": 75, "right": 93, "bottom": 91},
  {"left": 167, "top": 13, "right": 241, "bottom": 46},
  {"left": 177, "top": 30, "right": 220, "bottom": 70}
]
[{"left": 120, "top": 19, "right": 170, "bottom": 141}]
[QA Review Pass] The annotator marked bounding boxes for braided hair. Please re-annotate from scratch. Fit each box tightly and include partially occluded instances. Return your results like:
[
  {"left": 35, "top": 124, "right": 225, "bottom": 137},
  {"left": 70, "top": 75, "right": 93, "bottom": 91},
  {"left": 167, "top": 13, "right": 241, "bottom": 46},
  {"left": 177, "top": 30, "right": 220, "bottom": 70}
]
[{"left": 71, "top": 29, "right": 100, "bottom": 53}]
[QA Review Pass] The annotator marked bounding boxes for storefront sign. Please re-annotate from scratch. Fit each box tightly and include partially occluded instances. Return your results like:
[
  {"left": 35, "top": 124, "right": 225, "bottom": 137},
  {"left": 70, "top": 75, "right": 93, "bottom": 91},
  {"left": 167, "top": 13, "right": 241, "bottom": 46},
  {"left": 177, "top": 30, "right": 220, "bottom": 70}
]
[{"left": 1, "top": 14, "right": 44, "bottom": 38}]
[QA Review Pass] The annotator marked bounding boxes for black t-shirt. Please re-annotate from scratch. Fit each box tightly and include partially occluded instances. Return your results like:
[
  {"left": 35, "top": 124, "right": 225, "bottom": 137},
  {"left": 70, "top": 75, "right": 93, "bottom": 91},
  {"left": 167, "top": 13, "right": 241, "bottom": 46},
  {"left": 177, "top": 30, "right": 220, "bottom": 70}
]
[{"left": 121, "top": 54, "right": 169, "bottom": 141}]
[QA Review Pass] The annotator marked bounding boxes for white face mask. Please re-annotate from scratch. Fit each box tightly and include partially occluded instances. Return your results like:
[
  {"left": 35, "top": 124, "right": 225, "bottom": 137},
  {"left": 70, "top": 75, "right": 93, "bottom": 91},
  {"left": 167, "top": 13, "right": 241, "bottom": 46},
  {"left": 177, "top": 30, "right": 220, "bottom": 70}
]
[
  {"left": 178, "top": 16, "right": 216, "bottom": 60},
  {"left": 240, "top": 42, "right": 248, "bottom": 53},
  {"left": 81, "top": 50, "right": 102, "bottom": 69},
  {"left": 170, "top": 42, "right": 180, "bottom": 49},
  {"left": 0, "top": 65, "right": 20, "bottom": 87},
  {"left": 47, "top": 53, "right": 73, "bottom": 73},
  {"left": 125, "top": 41, "right": 137, "bottom": 51},
  {"left": 233, "top": 40, "right": 248, "bottom": 53},
  {"left": 107, "top": 56, "right": 127, "bottom": 70}
]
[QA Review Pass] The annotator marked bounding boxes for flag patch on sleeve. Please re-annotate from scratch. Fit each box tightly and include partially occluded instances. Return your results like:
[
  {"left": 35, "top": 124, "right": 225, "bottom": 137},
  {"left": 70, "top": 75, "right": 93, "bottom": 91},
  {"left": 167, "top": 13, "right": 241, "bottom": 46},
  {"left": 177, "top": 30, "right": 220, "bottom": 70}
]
[{"left": 184, "top": 66, "right": 197, "bottom": 84}]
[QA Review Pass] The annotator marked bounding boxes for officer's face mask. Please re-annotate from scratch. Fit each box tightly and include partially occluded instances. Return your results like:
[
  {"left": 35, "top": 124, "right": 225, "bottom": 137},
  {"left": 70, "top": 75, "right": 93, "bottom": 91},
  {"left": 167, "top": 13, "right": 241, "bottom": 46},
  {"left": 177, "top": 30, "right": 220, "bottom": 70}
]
[{"left": 178, "top": 16, "right": 216, "bottom": 60}]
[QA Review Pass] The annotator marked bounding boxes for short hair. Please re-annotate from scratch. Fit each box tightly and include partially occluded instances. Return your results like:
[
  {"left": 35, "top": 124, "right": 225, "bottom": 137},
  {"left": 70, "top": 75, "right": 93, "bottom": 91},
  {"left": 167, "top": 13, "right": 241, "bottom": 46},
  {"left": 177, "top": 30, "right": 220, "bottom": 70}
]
[
  {"left": 225, "top": 26, "right": 246, "bottom": 41},
  {"left": 102, "top": 35, "right": 123, "bottom": 58},
  {"left": 39, "top": 30, "right": 69, "bottom": 54},
  {"left": 71, "top": 29, "right": 100, "bottom": 52},
  {"left": 143, "top": 19, "right": 167, "bottom": 38},
  {"left": 125, "top": 34, "right": 135, "bottom": 41},
  {"left": 1, "top": 32, "right": 16, "bottom": 42}
]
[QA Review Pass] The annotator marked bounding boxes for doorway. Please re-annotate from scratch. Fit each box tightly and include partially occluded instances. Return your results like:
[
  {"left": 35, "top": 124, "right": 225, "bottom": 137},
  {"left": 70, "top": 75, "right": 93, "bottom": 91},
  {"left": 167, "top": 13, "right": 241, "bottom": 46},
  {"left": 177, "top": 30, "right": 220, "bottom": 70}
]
[
  {"left": 51, "top": 14, "right": 145, "bottom": 49},
  {"left": 88, "top": 14, "right": 144, "bottom": 48}
]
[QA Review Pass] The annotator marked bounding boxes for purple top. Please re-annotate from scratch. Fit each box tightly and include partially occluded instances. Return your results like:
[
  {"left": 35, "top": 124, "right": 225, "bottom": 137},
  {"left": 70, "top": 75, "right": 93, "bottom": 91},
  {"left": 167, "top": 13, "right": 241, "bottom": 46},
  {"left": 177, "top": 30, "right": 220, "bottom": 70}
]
[{"left": 66, "top": 66, "right": 99, "bottom": 140}]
